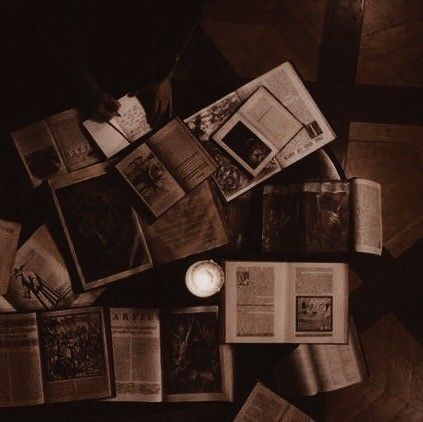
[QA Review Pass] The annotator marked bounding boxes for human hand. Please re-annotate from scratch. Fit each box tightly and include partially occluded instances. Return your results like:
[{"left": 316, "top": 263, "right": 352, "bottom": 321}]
[
  {"left": 89, "top": 86, "right": 120, "bottom": 122},
  {"left": 129, "top": 76, "right": 173, "bottom": 127}
]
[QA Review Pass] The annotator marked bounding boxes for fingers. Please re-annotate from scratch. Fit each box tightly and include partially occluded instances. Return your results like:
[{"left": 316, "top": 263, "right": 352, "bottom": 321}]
[{"left": 93, "top": 102, "right": 116, "bottom": 122}]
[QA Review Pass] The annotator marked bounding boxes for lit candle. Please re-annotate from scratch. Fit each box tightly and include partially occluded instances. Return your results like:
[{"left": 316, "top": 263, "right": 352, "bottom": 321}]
[{"left": 185, "top": 260, "right": 225, "bottom": 298}]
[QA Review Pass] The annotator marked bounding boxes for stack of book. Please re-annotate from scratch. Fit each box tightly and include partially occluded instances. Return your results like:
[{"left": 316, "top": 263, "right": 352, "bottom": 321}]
[{"left": 0, "top": 62, "right": 381, "bottom": 412}]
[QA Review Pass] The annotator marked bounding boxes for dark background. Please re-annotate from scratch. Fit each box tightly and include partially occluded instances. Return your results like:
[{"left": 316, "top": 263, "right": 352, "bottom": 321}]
[{"left": 0, "top": 0, "right": 422, "bottom": 420}]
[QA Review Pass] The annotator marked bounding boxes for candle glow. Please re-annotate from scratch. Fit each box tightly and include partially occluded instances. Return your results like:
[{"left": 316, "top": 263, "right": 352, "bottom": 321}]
[{"left": 185, "top": 260, "right": 224, "bottom": 297}]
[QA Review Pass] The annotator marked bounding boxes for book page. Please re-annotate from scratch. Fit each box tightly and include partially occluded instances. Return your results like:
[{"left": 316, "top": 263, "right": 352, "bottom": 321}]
[
  {"left": 0, "top": 219, "right": 20, "bottom": 295},
  {"left": 162, "top": 306, "right": 233, "bottom": 402},
  {"left": 144, "top": 182, "right": 228, "bottom": 264},
  {"left": 47, "top": 109, "right": 100, "bottom": 171},
  {"left": 238, "top": 87, "right": 302, "bottom": 151},
  {"left": 5, "top": 225, "right": 102, "bottom": 311},
  {"left": 185, "top": 92, "right": 281, "bottom": 202},
  {"left": 224, "top": 261, "right": 286, "bottom": 343},
  {"left": 83, "top": 119, "right": 129, "bottom": 158},
  {"left": 0, "top": 312, "right": 44, "bottom": 407},
  {"left": 110, "top": 308, "right": 162, "bottom": 402},
  {"left": 234, "top": 382, "right": 312, "bottom": 422},
  {"left": 39, "top": 307, "right": 112, "bottom": 403},
  {"left": 115, "top": 142, "right": 185, "bottom": 218},
  {"left": 273, "top": 345, "right": 319, "bottom": 396},
  {"left": 111, "top": 94, "right": 151, "bottom": 142},
  {"left": 11, "top": 120, "right": 67, "bottom": 186},
  {"left": 309, "top": 319, "right": 367, "bottom": 393},
  {"left": 284, "top": 263, "right": 349, "bottom": 343},
  {"left": 236, "top": 62, "right": 335, "bottom": 169},
  {"left": 352, "top": 179, "right": 383, "bottom": 255},
  {"left": 147, "top": 118, "right": 216, "bottom": 192}
]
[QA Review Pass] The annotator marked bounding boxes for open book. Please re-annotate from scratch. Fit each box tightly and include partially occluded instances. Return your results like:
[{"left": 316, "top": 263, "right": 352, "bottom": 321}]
[
  {"left": 11, "top": 109, "right": 101, "bottom": 186},
  {"left": 262, "top": 179, "right": 383, "bottom": 255},
  {"left": 273, "top": 319, "right": 369, "bottom": 396},
  {"left": 224, "top": 261, "right": 349, "bottom": 344},
  {"left": 109, "top": 306, "right": 233, "bottom": 402},
  {"left": 234, "top": 382, "right": 313, "bottom": 422},
  {"left": 49, "top": 163, "right": 228, "bottom": 291},
  {"left": 185, "top": 62, "right": 336, "bottom": 201},
  {"left": 4, "top": 225, "right": 103, "bottom": 311},
  {"left": 83, "top": 95, "right": 152, "bottom": 158},
  {"left": 213, "top": 87, "right": 302, "bottom": 177},
  {"left": 0, "top": 219, "right": 21, "bottom": 295},
  {"left": 0, "top": 306, "right": 233, "bottom": 407},
  {"left": 0, "top": 307, "right": 113, "bottom": 407},
  {"left": 115, "top": 118, "right": 216, "bottom": 218}
]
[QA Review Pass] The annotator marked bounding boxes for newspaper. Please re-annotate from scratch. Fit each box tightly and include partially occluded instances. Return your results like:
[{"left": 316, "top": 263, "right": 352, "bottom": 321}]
[
  {"left": 0, "top": 312, "right": 44, "bottom": 407},
  {"left": 225, "top": 261, "right": 349, "bottom": 344},
  {"left": 352, "top": 179, "right": 383, "bottom": 255},
  {"left": 0, "top": 219, "right": 21, "bottom": 295},
  {"left": 234, "top": 382, "right": 313, "bottom": 422},
  {"left": 110, "top": 308, "right": 162, "bottom": 402},
  {"left": 274, "top": 319, "right": 368, "bottom": 395},
  {"left": 5, "top": 225, "right": 103, "bottom": 311}
]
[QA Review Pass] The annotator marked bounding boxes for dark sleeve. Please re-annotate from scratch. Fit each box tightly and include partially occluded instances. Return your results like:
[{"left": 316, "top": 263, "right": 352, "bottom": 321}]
[{"left": 140, "top": 0, "right": 203, "bottom": 83}]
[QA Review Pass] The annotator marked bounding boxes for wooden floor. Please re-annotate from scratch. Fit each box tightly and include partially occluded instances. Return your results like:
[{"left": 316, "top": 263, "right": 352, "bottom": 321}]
[{"left": 189, "top": 1, "right": 423, "bottom": 420}]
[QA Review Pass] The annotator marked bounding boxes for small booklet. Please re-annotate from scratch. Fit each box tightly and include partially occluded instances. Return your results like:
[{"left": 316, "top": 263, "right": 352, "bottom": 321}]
[
  {"left": 11, "top": 109, "right": 101, "bottom": 186},
  {"left": 83, "top": 94, "right": 152, "bottom": 158},
  {"left": 262, "top": 179, "right": 383, "bottom": 255},
  {"left": 224, "top": 261, "right": 349, "bottom": 344},
  {"left": 0, "top": 307, "right": 113, "bottom": 407},
  {"left": 234, "top": 382, "right": 313, "bottom": 422},
  {"left": 0, "top": 219, "right": 21, "bottom": 295},
  {"left": 49, "top": 163, "right": 228, "bottom": 291},
  {"left": 213, "top": 87, "right": 302, "bottom": 177},
  {"left": 115, "top": 118, "right": 216, "bottom": 218},
  {"left": 109, "top": 306, "right": 233, "bottom": 402},
  {"left": 273, "top": 318, "right": 369, "bottom": 396},
  {"left": 4, "top": 225, "right": 103, "bottom": 311}
]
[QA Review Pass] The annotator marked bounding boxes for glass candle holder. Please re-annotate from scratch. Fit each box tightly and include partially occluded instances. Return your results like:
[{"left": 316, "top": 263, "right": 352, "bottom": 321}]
[{"left": 185, "top": 260, "right": 225, "bottom": 298}]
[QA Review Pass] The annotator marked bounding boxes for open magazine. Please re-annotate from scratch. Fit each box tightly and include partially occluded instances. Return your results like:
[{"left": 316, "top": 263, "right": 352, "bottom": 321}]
[
  {"left": 185, "top": 62, "right": 336, "bottom": 201},
  {"left": 11, "top": 109, "right": 101, "bottom": 186},
  {"left": 224, "top": 261, "right": 349, "bottom": 344},
  {"left": 262, "top": 179, "right": 383, "bottom": 255}
]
